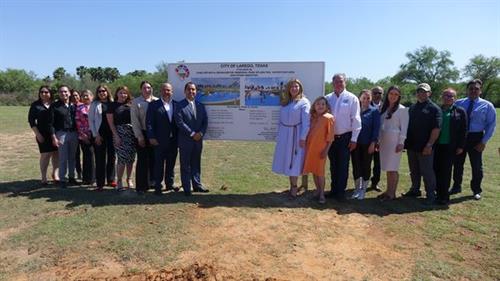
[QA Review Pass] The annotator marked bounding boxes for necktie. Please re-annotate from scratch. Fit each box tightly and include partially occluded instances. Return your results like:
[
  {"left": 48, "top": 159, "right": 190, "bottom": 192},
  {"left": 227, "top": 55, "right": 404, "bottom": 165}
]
[
  {"left": 466, "top": 99, "right": 474, "bottom": 130},
  {"left": 191, "top": 101, "right": 196, "bottom": 119}
]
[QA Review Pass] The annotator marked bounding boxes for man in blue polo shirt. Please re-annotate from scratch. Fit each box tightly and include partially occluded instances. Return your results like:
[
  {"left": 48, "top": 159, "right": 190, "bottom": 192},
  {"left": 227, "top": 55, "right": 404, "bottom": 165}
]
[{"left": 451, "top": 79, "right": 496, "bottom": 200}]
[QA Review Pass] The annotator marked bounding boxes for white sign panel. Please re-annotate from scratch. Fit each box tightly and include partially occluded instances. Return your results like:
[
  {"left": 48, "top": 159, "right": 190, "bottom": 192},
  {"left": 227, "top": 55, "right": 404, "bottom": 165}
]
[{"left": 167, "top": 62, "right": 325, "bottom": 141}]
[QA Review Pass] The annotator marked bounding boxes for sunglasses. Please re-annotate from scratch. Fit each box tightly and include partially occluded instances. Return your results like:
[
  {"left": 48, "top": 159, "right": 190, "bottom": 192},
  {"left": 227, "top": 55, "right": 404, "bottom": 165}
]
[
  {"left": 442, "top": 94, "right": 455, "bottom": 98},
  {"left": 98, "top": 90, "right": 107, "bottom": 93},
  {"left": 40, "top": 90, "right": 50, "bottom": 94}
]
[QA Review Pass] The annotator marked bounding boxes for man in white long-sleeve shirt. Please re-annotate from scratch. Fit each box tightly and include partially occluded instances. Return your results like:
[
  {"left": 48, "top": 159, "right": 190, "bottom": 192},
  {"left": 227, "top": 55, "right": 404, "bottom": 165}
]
[{"left": 325, "top": 73, "right": 362, "bottom": 201}]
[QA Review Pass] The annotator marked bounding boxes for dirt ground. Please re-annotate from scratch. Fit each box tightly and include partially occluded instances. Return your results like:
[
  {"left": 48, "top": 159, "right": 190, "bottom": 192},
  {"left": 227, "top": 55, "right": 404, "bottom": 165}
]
[
  {"left": 1, "top": 132, "right": 421, "bottom": 281},
  {"left": 6, "top": 202, "right": 421, "bottom": 281}
]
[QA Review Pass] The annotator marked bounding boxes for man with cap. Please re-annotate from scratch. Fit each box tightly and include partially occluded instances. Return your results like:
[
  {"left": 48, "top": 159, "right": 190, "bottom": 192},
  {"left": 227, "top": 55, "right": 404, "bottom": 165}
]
[
  {"left": 369, "top": 86, "right": 384, "bottom": 192},
  {"left": 451, "top": 79, "right": 496, "bottom": 200},
  {"left": 402, "top": 83, "right": 442, "bottom": 205}
]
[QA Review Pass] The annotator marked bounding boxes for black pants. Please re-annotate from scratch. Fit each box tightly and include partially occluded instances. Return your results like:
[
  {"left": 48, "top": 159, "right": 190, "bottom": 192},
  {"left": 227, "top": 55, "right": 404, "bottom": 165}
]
[
  {"left": 328, "top": 132, "right": 351, "bottom": 198},
  {"left": 94, "top": 133, "right": 116, "bottom": 187},
  {"left": 351, "top": 143, "right": 373, "bottom": 181},
  {"left": 75, "top": 142, "right": 82, "bottom": 177},
  {"left": 80, "top": 140, "right": 95, "bottom": 184},
  {"left": 154, "top": 140, "right": 178, "bottom": 191},
  {"left": 371, "top": 150, "right": 381, "bottom": 187},
  {"left": 434, "top": 144, "right": 454, "bottom": 202},
  {"left": 136, "top": 131, "right": 155, "bottom": 192},
  {"left": 453, "top": 132, "right": 483, "bottom": 194}
]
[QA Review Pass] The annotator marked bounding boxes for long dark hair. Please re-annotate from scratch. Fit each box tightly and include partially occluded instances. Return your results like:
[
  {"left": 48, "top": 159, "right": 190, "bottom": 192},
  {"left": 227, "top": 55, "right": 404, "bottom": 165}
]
[
  {"left": 37, "top": 85, "right": 52, "bottom": 102},
  {"left": 95, "top": 84, "right": 113, "bottom": 102},
  {"left": 380, "top": 85, "right": 401, "bottom": 119}
]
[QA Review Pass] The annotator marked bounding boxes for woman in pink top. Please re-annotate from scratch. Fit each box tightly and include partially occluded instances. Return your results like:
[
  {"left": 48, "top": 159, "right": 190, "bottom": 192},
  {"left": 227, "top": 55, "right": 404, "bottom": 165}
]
[{"left": 76, "top": 90, "right": 95, "bottom": 185}]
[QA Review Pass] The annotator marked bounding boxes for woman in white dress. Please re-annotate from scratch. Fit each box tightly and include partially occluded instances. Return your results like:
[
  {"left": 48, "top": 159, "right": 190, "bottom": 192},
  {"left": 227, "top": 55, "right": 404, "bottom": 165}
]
[
  {"left": 378, "top": 86, "right": 408, "bottom": 200},
  {"left": 272, "top": 79, "right": 310, "bottom": 197}
]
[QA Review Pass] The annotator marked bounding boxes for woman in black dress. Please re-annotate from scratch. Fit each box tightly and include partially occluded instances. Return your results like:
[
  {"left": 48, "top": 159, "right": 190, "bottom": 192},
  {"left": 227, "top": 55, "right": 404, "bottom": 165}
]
[{"left": 28, "top": 85, "right": 59, "bottom": 185}]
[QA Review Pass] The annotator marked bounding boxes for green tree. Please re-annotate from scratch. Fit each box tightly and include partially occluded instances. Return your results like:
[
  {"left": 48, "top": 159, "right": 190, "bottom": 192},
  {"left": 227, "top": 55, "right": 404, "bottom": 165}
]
[
  {"left": 0, "top": 69, "right": 40, "bottom": 105},
  {"left": 394, "top": 46, "right": 460, "bottom": 98},
  {"left": 53, "top": 67, "right": 67, "bottom": 80},
  {"left": 156, "top": 61, "right": 169, "bottom": 81},
  {"left": 462, "top": 55, "right": 500, "bottom": 101},
  {"left": 76, "top": 66, "right": 87, "bottom": 80},
  {"left": 103, "top": 67, "right": 120, "bottom": 82},
  {"left": 347, "top": 77, "right": 374, "bottom": 96},
  {"left": 128, "top": 70, "right": 148, "bottom": 77}
]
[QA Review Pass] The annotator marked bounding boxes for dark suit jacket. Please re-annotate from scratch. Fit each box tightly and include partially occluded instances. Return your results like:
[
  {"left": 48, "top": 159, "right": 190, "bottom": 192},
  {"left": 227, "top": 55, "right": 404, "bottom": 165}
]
[
  {"left": 447, "top": 105, "right": 467, "bottom": 150},
  {"left": 146, "top": 98, "right": 178, "bottom": 145},
  {"left": 174, "top": 99, "right": 208, "bottom": 144}
]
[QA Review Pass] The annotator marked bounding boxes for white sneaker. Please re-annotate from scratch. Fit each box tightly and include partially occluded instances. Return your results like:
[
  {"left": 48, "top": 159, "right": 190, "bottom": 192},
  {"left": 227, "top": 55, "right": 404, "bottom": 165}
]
[
  {"left": 474, "top": 193, "right": 482, "bottom": 200},
  {"left": 357, "top": 180, "right": 369, "bottom": 200},
  {"left": 351, "top": 189, "right": 360, "bottom": 199}
]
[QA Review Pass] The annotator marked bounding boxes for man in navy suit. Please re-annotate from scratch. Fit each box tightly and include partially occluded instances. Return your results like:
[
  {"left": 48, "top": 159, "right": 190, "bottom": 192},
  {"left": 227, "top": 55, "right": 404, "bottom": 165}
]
[
  {"left": 146, "top": 83, "right": 179, "bottom": 196},
  {"left": 174, "top": 82, "right": 209, "bottom": 196}
]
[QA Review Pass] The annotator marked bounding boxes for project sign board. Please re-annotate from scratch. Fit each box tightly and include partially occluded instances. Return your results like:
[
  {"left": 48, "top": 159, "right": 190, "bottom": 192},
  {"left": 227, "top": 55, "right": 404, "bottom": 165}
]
[{"left": 167, "top": 62, "right": 325, "bottom": 141}]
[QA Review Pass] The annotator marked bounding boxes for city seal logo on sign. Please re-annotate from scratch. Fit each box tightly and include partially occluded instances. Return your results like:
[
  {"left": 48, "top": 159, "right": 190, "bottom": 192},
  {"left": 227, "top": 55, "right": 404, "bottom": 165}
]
[{"left": 175, "top": 64, "right": 190, "bottom": 80}]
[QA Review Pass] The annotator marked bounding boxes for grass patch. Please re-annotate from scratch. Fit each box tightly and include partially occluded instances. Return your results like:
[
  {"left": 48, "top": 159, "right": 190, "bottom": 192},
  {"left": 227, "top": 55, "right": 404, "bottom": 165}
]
[{"left": 0, "top": 106, "right": 499, "bottom": 280}]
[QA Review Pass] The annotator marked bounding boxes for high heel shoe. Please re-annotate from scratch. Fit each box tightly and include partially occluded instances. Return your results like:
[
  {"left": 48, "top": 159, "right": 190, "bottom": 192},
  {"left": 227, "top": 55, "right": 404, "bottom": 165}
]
[
  {"left": 116, "top": 181, "right": 124, "bottom": 192},
  {"left": 289, "top": 185, "right": 298, "bottom": 198},
  {"left": 127, "top": 178, "right": 134, "bottom": 189}
]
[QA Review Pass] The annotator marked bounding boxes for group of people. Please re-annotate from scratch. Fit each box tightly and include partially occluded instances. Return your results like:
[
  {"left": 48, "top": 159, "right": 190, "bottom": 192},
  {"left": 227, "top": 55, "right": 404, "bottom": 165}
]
[
  {"left": 29, "top": 74, "right": 496, "bottom": 205},
  {"left": 272, "top": 74, "right": 496, "bottom": 205},
  {"left": 29, "top": 81, "right": 209, "bottom": 196}
]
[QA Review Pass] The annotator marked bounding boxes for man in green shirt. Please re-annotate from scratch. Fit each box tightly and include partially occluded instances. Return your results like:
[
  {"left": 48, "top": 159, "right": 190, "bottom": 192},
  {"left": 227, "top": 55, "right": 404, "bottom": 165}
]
[{"left": 433, "top": 88, "right": 467, "bottom": 205}]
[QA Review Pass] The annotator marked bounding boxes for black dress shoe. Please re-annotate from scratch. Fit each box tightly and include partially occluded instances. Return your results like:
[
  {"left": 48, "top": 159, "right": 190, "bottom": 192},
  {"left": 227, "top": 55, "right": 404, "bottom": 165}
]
[
  {"left": 184, "top": 190, "right": 192, "bottom": 196},
  {"left": 402, "top": 189, "right": 421, "bottom": 197},
  {"left": 68, "top": 178, "right": 79, "bottom": 186},
  {"left": 371, "top": 184, "right": 382, "bottom": 192},
  {"left": 60, "top": 182, "right": 67, "bottom": 189},
  {"left": 193, "top": 186, "right": 209, "bottom": 193},
  {"left": 166, "top": 186, "right": 180, "bottom": 192},
  {"left": 154, "top": 190, "right": 163, "bottom": 196},
  {"left": 449, "top": 186, "right": 462, "bottom": 195}
]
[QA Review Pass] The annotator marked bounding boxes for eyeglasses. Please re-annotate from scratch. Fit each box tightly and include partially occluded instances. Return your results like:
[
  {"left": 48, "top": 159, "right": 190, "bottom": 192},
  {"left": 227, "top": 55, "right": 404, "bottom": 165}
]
[{"left": 442, "top": 94, "right": 455, "bottom": 98}]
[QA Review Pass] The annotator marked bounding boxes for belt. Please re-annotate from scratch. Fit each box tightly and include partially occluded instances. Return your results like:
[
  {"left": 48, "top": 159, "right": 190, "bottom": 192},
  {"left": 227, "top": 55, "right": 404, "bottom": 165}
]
[
  {"left": 334, "top": 132, "right": 351, "bottom": 139},
  {"left": 280, "top": 121, "right": 301, "bottom": 169}
]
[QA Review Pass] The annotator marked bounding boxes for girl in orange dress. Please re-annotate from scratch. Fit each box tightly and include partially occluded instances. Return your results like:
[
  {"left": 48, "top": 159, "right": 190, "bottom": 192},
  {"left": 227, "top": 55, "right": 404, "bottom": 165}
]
[{"left": 303, "top": 96, "right": 335, "bottom": 204}]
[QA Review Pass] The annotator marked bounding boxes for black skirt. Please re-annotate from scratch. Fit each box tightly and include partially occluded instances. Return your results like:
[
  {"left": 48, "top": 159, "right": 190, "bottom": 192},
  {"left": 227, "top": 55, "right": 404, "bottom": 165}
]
[{"left": 36, "top": 131, "right": 58, "bottom": 153}]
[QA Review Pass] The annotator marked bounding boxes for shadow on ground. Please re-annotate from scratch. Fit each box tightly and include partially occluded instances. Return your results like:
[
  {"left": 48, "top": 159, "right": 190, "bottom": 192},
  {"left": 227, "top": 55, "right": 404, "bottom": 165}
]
[{"left": 0, "top": 179, "right": 475, "bottom": 216}]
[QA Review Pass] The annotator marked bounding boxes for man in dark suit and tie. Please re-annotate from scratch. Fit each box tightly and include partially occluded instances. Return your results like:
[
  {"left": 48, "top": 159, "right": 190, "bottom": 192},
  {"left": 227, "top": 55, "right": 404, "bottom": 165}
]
[
  {"left": 146, "top": 83, "right": 179, "bottom": 196},
  {"left": 174, "top": 82, "right": 209, "bottom": 196}
]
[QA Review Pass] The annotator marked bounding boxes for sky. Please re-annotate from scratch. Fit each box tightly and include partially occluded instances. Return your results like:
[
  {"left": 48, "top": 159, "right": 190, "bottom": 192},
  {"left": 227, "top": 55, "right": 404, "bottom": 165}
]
[{"left": 0, "top": 0, "right": 499, "bottom": 82}]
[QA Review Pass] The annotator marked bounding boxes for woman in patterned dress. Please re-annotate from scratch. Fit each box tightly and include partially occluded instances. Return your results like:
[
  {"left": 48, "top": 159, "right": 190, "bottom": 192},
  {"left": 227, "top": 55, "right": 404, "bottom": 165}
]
[{"left": 107, "top": 86, "right": 136, "bottom": 191}]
